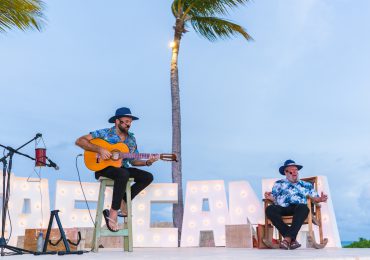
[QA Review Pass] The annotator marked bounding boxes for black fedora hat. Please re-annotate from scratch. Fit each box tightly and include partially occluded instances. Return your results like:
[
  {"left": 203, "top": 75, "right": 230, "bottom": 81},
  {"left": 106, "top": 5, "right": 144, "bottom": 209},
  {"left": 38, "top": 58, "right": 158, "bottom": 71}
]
[
  {"left": 108, "top": 107, "right": 139, "bottom": 123},
  {"left": 279, "top": 159, "right": 303, "bottom": 175}
]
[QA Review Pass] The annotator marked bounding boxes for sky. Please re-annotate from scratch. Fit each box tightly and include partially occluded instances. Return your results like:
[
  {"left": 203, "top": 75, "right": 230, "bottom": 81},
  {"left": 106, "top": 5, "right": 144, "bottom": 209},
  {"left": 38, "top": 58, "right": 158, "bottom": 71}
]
[{"left": 1, "top": 0, "right": 370, "bottom": 241}]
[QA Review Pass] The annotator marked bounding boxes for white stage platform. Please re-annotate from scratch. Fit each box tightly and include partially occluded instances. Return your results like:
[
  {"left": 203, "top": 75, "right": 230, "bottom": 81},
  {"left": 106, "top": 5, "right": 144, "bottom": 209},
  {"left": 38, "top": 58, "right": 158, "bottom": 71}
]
[{"left": 3, "top": 248, "right": 370, "bottom": 260}]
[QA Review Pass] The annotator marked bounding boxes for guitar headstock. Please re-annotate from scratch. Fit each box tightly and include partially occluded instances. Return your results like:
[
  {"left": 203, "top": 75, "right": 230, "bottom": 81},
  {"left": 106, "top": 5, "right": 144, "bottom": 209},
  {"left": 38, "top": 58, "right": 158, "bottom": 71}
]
[{"left": 160, "top": 153, "right": 178, "bottom": 162}]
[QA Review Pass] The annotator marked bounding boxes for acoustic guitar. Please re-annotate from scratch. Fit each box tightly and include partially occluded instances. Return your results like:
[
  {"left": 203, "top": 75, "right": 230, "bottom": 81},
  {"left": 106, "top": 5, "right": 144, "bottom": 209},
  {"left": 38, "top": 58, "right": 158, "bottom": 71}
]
[{"left": 84, "top": 138, "right": 177, "bottom": 171}]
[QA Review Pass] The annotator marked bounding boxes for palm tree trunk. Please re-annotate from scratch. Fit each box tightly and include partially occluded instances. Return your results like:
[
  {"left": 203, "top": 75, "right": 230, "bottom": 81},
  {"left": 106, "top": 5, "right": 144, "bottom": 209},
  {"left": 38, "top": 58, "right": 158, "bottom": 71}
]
[{"left": 171, "top": 18, "right": 184, "bottom": 247}]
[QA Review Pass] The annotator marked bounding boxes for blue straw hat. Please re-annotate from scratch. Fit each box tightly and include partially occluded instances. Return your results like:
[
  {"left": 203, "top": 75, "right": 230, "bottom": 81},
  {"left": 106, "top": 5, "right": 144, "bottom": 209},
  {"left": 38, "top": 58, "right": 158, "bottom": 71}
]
[
  {"left": 279, "top": 159, "right": 303, "bottom": 175},
  {"left": 108, "top": 107, "right": 139, "bottom": 123}
]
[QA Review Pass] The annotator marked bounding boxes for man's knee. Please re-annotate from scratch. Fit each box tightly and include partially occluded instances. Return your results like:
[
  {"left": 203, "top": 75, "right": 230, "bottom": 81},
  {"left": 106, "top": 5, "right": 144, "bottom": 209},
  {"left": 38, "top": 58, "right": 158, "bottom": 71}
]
[
  {"left": 296, "top": 204, "right": 309, "bottom": 216},
  {"left": 265, "top": 205, "right": 277, "bottom": 218},
  {"left": 144, "top": 172, "right": 154, "bottom": 184}
]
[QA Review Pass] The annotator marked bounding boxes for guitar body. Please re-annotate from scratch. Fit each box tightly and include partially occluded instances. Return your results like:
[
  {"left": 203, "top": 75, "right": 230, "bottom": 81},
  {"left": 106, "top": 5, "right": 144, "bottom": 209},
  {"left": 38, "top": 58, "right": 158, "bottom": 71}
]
[{"left": 84, "top": 139, "right": 129, "bottom": 171}]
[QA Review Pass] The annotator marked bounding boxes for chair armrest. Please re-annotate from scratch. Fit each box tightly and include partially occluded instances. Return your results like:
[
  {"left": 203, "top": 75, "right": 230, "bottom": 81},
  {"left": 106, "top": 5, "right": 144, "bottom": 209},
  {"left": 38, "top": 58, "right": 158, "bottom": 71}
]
[{"left": 306, "top": 196, "right": 321, "bottom": 207}]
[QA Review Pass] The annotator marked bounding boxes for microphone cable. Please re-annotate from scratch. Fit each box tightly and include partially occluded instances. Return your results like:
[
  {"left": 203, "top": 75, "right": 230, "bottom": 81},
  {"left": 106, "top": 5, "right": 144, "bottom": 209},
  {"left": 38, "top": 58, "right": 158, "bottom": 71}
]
[
  {"left": 2, "top": 148, "right": 13, "bottom": 244},
  {"left": 75, "top": 154, "right": 95, "bottom": 226}
]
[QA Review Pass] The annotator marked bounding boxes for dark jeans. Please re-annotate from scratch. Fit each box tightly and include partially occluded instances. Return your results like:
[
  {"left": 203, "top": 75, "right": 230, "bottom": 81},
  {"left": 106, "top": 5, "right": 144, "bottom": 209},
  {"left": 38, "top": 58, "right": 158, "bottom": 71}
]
[
  {"left": 265, "top": 203, "right": 309, "bottom": 240},
  {"left": 95, "top": 166, "right": 153, "bottom": 210}
]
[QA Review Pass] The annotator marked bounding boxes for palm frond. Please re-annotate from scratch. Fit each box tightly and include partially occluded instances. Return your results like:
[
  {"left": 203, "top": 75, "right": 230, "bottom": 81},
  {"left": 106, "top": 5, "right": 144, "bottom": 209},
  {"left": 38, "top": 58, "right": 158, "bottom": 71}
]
[
  {"left": 0, "top": 0, "right": 46, "bottom": 33},
  {"left": 182, "top": 0, "right": 250, "bottom": 17},
  {"left": 190, "top": 16, "right": 252, "bottom": 41},
  {"left": 171, "top": 1, "right": 178, "bottom": 17}
]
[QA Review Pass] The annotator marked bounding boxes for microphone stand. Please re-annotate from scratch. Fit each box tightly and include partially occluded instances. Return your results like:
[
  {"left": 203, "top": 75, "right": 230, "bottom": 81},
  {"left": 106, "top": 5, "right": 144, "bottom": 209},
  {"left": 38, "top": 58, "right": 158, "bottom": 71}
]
[{"left": 0, "top": 134, "right": 41, "bottom": 256}]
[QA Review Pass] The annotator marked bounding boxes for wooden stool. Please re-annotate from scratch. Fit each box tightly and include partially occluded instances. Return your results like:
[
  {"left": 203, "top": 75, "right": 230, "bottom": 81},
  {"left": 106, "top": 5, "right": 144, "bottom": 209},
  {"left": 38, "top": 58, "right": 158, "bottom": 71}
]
[{"left": 91, "top": 177, "right": 133, "bottom": 252}]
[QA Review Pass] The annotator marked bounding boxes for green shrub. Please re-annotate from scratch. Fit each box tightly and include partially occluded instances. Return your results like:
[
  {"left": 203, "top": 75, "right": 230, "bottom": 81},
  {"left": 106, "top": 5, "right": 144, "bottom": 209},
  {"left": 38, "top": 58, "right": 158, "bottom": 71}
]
[{"left": 344, "top": 238, "right": 370, "bottom": 248}]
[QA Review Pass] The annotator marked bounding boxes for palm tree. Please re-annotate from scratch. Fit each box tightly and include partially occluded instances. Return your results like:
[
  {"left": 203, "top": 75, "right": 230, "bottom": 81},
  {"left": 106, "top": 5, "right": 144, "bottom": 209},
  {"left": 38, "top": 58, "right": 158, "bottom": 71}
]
[
  {"left": 170, "top": 0, "right": 252, "bottom": 245},
  {"left": 0, "top": 0, "right": 45, "bottom": 33}
]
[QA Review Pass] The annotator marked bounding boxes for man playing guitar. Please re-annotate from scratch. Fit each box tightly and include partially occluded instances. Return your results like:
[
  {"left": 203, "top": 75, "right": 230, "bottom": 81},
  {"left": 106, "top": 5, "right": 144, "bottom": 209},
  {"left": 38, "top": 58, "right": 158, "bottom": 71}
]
[{"left": 75, "top": 107, "right": 157, "bottom": 232}]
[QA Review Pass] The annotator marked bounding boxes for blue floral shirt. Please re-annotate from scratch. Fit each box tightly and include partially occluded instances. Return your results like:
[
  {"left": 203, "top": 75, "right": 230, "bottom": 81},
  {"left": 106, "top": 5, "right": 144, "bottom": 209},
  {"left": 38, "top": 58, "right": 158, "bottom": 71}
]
[
  {"left": 90, "top": 126, "right": 138, "bottom": 168},
  {"left": 271, "top": 178, "right": 319, "bottom": 207}
]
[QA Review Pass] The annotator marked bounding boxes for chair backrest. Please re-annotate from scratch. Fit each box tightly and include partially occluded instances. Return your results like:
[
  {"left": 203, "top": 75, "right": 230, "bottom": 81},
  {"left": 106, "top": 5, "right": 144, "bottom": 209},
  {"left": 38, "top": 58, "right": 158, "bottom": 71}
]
[
  {"left": 300, "top": 176, "right": 319, "bottom": 216},
  {"left": 300, "top": 176, "right": 318, "bottom": 194}
]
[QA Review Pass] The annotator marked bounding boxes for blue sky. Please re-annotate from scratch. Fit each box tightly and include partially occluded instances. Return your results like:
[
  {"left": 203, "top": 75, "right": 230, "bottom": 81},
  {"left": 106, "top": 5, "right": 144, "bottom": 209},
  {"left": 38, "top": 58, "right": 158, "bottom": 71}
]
[{"left": 1, "top": 0, "right": 370, "bottom": 241}]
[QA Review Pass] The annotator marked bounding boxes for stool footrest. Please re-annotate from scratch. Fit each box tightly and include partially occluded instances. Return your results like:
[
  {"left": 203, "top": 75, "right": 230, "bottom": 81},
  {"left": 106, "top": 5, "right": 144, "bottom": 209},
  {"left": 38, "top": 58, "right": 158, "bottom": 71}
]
[{"left": 100, "top": 229, "right": 129, "bottom": 237}]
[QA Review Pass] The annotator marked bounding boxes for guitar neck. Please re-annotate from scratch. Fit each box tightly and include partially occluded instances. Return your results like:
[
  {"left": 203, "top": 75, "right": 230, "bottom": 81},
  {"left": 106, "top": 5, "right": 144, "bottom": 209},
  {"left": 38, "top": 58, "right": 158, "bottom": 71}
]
[{"left": 119, "top": 153, "right": 158, "bottom": 160}]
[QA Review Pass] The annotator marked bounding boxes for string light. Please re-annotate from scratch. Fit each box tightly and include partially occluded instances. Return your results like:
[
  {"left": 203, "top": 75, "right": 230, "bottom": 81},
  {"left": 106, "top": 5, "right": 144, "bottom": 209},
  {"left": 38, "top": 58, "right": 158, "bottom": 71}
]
[
  {"left": 240, "top": 190, "right": 248, "bottom": 198},
  {"left": 153, "top": 234, "right": 160, "bottom": 242},
  {"left": 202, "top": 219, "right": 210, "bottom": 226},
  {"left": 21, "top": 183, "right": 29, "bottom": 191},
  {"left": 214, "top": 184, "right": 222, "bottom": 191},
  {"left": 187, "top": 236, "right": 194, "bottom": 243},
  {"left": 218, "top": 217, "right": 225, "bottom": 224},
  {"left": 137, "top": 234, "right": 144, "bottom": 242},
  {"left": 248, "top": 205, "right": 256, "bottom": 213},
  {"left": 201, "top": 185, "right": 209, "bottom": 193},
  {"left": 188, "top": 221, "right": 196, "bottom": 228},
  {"left": 169, "top": 235, "right": 176, "bottom": 242},
  {"left": 216, "top": 201, "right": 224, "bottom": 208},
  {"left": 154, "top": 189, "right": 162, "bottom": 197},
  {"left": 235, "top": 207, "right": 243, "bottom": 215}
]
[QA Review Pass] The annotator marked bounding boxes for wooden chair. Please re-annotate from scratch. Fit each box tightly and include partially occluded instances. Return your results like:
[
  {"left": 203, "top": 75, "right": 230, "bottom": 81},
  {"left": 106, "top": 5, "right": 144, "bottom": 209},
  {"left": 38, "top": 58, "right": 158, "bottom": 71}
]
[
  {"left": 262, "top": 176, "right": 328, "bottom": 249},
  {"left": 91, "top": 177, "right": 134, "bottom": 252}
]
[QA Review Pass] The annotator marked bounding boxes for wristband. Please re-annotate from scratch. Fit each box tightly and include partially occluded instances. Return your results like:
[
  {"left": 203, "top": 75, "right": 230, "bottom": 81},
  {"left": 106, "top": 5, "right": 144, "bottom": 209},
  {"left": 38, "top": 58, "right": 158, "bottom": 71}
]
[{"left": 145, "top": 160, "right": 151, "bottom": 166}]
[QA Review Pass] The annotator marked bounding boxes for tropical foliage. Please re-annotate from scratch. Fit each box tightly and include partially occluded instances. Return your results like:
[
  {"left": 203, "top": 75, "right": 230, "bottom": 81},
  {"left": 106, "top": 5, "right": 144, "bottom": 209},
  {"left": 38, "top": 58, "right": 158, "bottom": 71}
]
[
  {"left": 344, "top": 238, "right": 370, "bottom": 248},
  {"left": 0, "top": 0, "right": 45, "bottom": 33}
]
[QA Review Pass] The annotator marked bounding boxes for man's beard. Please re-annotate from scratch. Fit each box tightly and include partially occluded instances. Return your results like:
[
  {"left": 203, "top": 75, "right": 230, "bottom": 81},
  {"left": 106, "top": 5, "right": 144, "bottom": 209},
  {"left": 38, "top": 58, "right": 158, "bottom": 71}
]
[{"left": 118, "top": 124, "right": 129, "bottom": 135}]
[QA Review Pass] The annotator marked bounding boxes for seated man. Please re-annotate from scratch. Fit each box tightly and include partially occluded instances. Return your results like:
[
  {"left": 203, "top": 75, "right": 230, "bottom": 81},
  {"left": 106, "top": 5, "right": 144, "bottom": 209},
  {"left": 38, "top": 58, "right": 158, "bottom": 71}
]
[
  {"left": 76, "top": 107, "right": 157, "bottom": 232},
  {"left": 264, "top": 159, "right": 328, "bottom": 250}
]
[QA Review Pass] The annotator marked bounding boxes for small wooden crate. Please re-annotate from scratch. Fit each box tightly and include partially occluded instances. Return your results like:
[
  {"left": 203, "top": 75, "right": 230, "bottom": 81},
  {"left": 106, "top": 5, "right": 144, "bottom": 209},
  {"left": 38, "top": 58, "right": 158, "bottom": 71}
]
[
  {"left": 23, "top": 228, "right": 78, "bottom": 252},
  {"left": 225, "top": 224, "right": 253, "bottom": 248},
  {"left": 199, "top": 231, "right": 215, "bottom": 247}
]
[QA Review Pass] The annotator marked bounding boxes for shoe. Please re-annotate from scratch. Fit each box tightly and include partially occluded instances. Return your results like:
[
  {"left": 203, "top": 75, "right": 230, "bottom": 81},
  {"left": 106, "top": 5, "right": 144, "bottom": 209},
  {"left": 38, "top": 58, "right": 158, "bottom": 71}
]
[
  {"left": 290, "top": 240, "right": 301, "bottom": 250},
  {"left": 279, "top": 239, "right": 290, "bottom": 250},
  {"left": 102, "top": 209, "right": 119, "bottom": 232}
]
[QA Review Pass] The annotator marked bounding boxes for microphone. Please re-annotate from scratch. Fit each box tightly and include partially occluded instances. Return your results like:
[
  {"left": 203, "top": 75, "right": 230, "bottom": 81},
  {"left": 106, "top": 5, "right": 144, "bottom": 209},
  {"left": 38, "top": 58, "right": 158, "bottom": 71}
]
[
  {"left": 36, "top": 133, "right": 42, "bottom": 139},
  {"left": 46, "top": 157, "right": 59, "bottom": 170}
]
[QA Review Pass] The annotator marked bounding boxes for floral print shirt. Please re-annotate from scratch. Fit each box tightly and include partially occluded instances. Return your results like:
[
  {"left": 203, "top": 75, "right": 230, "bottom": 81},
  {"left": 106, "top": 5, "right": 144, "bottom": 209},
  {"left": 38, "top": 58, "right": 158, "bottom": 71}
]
[
  {"left": 90, "top": 126, "right": 138, "bottom": 168},
  {"left": 271, "top": 178, "right": 319, "bottom": 207}
]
